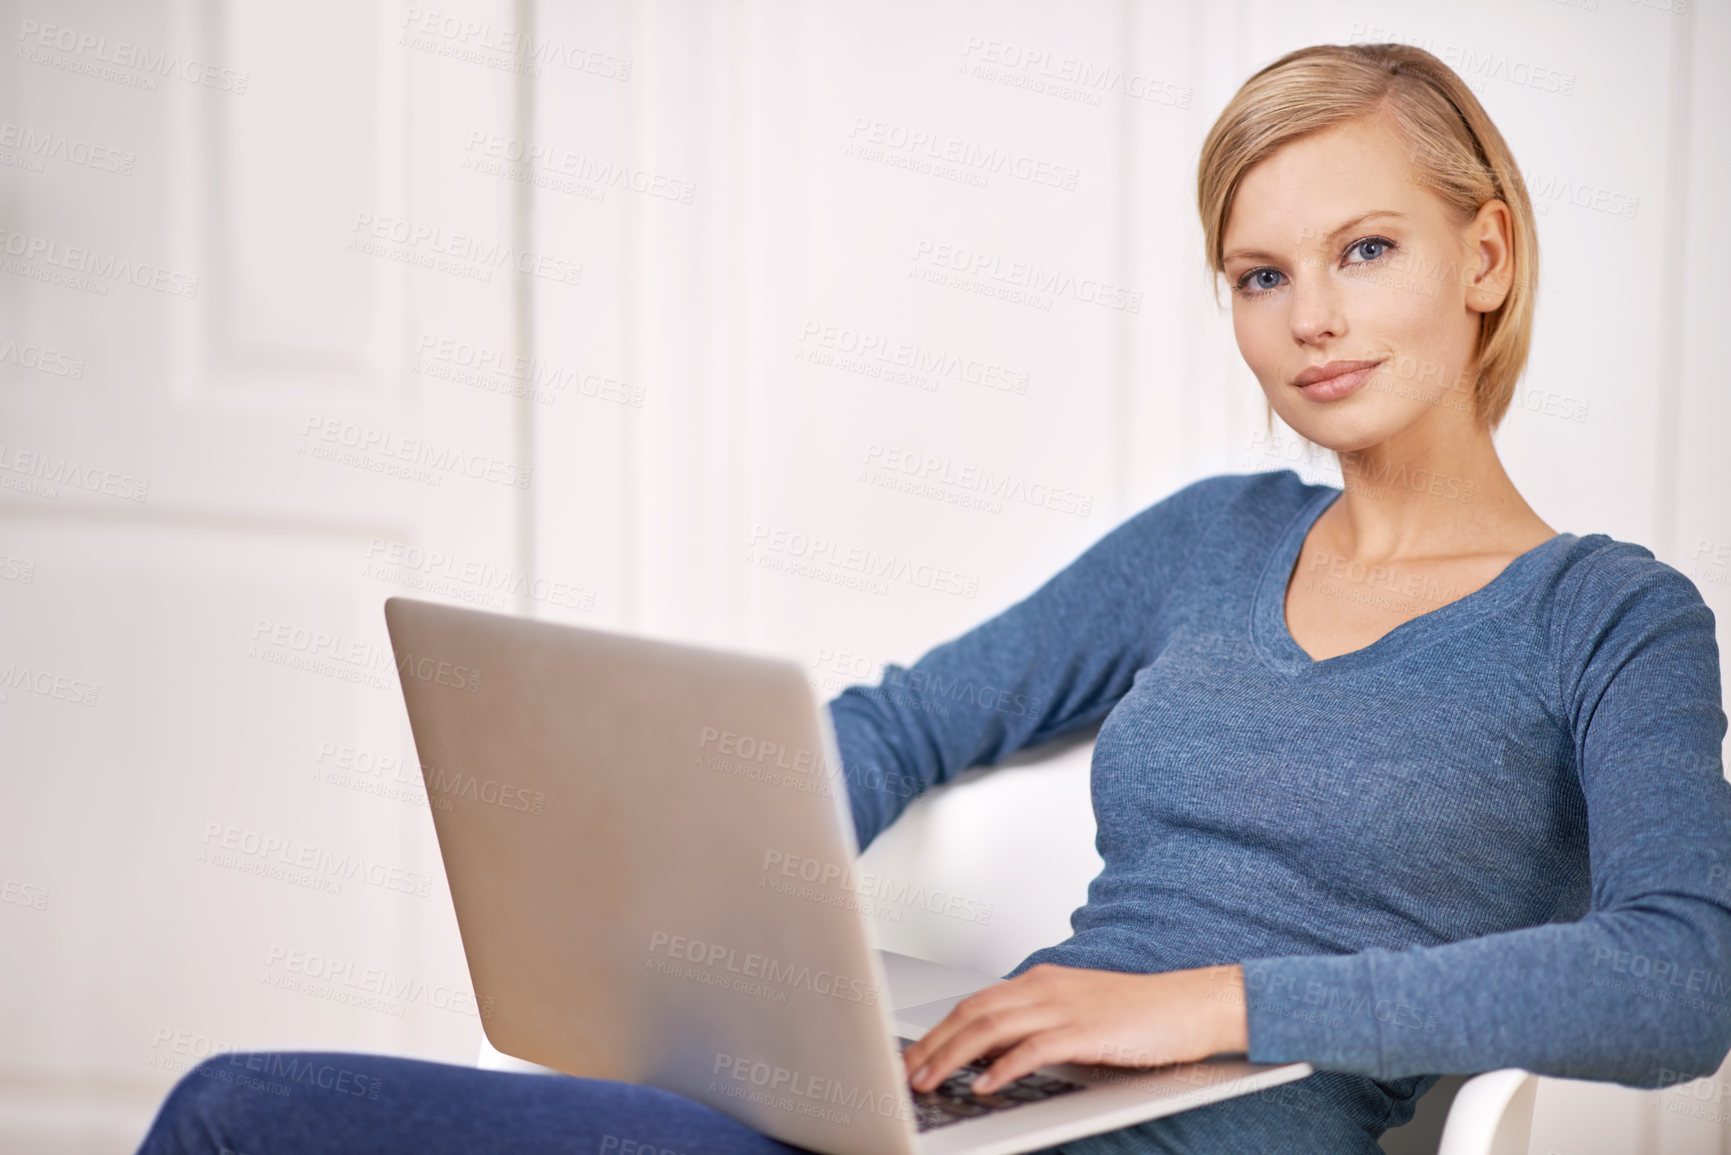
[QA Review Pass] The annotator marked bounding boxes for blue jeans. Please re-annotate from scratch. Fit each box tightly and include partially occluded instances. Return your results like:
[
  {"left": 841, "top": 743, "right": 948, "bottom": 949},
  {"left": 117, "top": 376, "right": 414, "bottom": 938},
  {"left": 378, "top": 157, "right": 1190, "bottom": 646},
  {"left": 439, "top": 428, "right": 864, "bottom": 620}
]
[
  {"left": 135, "top": 1051, "right": 1386, "bottom": 1154},
  {"left": 136, "top": 1052, "right": 825, "bottom": 1155}
]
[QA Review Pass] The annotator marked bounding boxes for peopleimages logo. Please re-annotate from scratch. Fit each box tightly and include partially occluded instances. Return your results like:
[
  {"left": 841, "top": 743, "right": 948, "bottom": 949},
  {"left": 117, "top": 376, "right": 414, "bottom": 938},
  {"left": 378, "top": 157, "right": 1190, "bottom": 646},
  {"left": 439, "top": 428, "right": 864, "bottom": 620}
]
[
  {"left": 1, "top": 876, "right": 50, "bottom": 912},
  {"left": 414, "top": 333, "right": 644, "bottom": 408},
  {"left": 398, "top": 8, "right": 631, "bottom": 80},
  {"left": 264, "top": 945, "right": 483, "bottom": 1018},
  {"left": 910, "top": 238, "right": 1142, "bottom": 313},
  {"left": 248, "top": 617, "right": 482, "bottom": 694},
  {"left": 957, "top": 35, "right": 1193, "bottom": 109},
  {"left": 0, "top": 121, "right": 135, "bottom": 174},
  {"left": 15, "top": 18, "right": 251, "bottom": 93},
  {"left": 862, "top": 442, "right": 1093, "bottom": 517},
  {"left": 745, "top": 524, "right": 979, "bottom": 599},
  {"left": 0, "top": 444, "right": 149, "bottom": 501},
  {"left": 0, "top": 226, "right": 199, "bottom": 297},
  {"left": 844, "top": 116, "right": 1080, "bottom": 190},
  {"left": 760, "top": 850, "right": 994, "bottom": 925},
  {"left": 300, "top": 416, "right": 533, "bottom": 490},
  {"left": 697, "top": 727, "right": 841, "bottom": 777},
  {"left": 797, "top": 322, "right": 1029, "bottom": 395},
  {"left": 710, "top": 1052, "right": 910, "bottom": 1126},
  {"left": 463, "top": 131, "right": 695, "bottom": 203},
  {"left": 0, "top": 337, "right": 85, "bottom": 378},
  {"left": 646, "top": 930, "right": 878, "bottom": 1006},
  {"left": 198, "top": 821, "right": 436, "bottom": 898},
  {"left": 421, "top": 763, "right": 544, "bottom": 814},
  {"left": 0, "top": 661, "right": 101, "bottom": 707},
  {"left": 362, "top": 537, "right": 597, "bottom": 613},
  {"left": 348, "top": 212, "right": 582, "bottom": 285}
]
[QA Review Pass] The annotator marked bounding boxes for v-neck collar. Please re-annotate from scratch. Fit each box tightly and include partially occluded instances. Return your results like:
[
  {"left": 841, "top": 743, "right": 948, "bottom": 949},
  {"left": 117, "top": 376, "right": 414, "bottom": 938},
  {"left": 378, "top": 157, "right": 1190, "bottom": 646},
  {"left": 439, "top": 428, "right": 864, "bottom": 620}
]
[{"left": 1251, "top": 484, "right": 1574, "bottom": 675}]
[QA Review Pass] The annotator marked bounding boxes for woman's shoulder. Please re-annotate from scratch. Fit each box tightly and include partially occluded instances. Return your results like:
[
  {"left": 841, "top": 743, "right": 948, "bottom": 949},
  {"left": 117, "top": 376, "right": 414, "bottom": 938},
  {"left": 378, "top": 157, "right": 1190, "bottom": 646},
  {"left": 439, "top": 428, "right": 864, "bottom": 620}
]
[
  {"left": 1542, "top": 532, "right": 1720, "bottom": 697},
  {"left": 1116, "top": 467, "right": 1328, "bottom": 542},
  {"left": 1547, "top": 532, "right": 1716, "bottom": 625},
  {"left": 1072, "top": 469, "right": 1328, "bottom": 585}
]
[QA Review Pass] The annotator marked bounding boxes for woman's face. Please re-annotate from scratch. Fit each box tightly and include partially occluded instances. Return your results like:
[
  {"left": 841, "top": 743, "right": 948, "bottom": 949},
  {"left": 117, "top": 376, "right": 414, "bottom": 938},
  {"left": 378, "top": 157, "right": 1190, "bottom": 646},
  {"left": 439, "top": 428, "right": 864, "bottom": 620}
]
[{"left": 1220, "top": 109, "right": 1513, "bottom": 454}]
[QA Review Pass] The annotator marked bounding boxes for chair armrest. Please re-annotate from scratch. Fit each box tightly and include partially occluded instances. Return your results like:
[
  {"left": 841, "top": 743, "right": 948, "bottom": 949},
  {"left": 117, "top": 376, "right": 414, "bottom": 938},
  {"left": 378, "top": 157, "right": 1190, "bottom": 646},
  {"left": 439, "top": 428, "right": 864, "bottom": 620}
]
[
  {"left": 477, "top": 1033, "right": 562, "bottom": 1075},
  {"left": 1437, "top": 1069, "right": 1537, "bottom": 1155}
]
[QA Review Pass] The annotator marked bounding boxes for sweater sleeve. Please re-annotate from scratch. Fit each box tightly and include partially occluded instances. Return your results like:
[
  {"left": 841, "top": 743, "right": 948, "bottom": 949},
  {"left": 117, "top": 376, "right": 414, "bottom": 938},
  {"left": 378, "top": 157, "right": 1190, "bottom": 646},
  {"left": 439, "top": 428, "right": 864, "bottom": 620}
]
[
  {"left": 1241, "top": 548, "right": 1731, "bottom": 1088},
  {"left": 826, "top": 473, "right": 1239, "bottom": 853}
]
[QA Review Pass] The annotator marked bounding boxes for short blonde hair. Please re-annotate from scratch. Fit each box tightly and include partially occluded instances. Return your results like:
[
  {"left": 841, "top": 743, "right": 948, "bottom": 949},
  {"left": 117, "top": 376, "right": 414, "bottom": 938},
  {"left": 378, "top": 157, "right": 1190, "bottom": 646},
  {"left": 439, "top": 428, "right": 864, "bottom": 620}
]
[{"left": 1197, "top": 43, "right": 1537, "bottom": 429}]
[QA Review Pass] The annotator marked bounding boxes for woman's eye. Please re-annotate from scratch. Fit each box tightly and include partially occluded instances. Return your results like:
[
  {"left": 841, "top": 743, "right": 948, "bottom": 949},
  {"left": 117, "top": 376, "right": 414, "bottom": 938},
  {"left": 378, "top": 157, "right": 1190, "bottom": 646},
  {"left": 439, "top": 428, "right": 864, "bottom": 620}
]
[
  {"left": 1237, "top": 268, "right": 1283, "bottom": 295},
  {"left": 1348, "top": 237, "right": 1393, "bottom": 263}
]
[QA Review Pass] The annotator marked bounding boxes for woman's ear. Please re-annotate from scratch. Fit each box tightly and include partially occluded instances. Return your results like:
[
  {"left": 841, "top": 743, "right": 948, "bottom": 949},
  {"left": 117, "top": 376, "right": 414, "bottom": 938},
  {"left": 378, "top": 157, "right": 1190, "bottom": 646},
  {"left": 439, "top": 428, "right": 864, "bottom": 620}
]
[{"left": 1464, "top": 199, "right": 1514, "bottom": 314}]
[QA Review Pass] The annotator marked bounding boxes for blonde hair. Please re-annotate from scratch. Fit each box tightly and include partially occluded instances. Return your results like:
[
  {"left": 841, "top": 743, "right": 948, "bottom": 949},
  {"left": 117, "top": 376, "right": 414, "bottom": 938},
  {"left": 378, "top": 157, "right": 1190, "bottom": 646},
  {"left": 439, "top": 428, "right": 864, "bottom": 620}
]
[{"left": 1197, "top": 43, "right": 1537, "bottom": 429}]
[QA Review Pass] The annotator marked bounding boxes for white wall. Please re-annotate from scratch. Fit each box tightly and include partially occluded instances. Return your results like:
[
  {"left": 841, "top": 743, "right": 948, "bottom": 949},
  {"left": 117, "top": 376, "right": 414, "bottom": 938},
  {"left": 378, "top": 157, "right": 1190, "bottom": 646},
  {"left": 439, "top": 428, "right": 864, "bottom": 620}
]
[{"left": 0, "top": 1, "right": 1725, "bottom": 1152}]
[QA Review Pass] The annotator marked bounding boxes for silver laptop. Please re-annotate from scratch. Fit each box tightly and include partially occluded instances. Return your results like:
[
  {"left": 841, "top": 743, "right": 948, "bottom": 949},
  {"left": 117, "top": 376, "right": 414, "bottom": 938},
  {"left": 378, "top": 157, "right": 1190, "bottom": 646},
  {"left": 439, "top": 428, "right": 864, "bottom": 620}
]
[{"left": 383, "top": 596, "right": 1312, "bottom": 1155}]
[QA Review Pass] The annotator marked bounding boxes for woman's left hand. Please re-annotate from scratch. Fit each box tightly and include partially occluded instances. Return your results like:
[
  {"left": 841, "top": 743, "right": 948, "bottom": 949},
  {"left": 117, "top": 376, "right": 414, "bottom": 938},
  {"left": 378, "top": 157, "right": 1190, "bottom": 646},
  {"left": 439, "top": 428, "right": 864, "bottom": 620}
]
[{"left": 901, "top": 962, "right": 1249, "bottom": 1095}]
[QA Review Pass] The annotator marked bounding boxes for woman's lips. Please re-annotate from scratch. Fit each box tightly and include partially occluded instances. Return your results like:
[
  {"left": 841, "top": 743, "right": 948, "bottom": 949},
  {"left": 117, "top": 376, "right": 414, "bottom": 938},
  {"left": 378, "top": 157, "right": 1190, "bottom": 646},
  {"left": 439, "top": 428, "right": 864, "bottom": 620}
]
[{"left": 1292, "top": 359, "right": 1384, "bottom": 402}]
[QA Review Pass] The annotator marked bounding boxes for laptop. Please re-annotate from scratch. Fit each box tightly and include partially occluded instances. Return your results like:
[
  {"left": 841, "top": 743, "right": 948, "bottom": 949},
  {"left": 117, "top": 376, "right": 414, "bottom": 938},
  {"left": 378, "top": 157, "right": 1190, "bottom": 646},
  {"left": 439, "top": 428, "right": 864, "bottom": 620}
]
[{"left": 383, "top": 596, "right": 1312, "bottom": 1155}]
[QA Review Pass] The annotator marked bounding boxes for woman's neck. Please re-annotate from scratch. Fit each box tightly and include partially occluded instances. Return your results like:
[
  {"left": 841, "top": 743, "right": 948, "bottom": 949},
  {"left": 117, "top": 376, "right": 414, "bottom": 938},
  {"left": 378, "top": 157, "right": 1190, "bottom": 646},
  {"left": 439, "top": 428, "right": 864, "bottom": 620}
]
[{"left": 1326, "top": 421, "right": 1555, "bottom": 562}]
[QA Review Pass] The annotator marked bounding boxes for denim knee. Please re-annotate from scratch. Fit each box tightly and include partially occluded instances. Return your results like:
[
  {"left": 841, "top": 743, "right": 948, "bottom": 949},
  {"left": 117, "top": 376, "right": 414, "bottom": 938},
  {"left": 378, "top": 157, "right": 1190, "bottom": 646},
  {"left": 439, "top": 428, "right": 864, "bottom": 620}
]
[{"left": 136, "top": 1054, "right": 262, "bottom": 1154}]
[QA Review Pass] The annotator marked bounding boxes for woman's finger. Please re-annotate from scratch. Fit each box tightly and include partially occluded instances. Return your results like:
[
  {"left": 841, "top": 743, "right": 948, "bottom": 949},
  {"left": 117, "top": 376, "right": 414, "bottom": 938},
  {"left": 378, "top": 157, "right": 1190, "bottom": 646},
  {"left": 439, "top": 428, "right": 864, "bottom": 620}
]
[
  {"left": 972, "top": 1027, "right": 1089, "bottom": 1094},
  {"left": 910, "top": 1002, "right": 1061, "bottom": 1093},
  {"left": 901, "top": 976, "right": 1036, "bottom": 1077}
]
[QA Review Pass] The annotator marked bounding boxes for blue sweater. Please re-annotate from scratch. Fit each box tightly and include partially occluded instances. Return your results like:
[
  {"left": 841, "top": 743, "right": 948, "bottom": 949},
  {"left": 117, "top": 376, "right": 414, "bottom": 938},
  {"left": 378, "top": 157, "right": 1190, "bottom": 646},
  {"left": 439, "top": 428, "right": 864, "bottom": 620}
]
[{"left": 828, "top": 470, "right": 1731, "bottom": 1140}]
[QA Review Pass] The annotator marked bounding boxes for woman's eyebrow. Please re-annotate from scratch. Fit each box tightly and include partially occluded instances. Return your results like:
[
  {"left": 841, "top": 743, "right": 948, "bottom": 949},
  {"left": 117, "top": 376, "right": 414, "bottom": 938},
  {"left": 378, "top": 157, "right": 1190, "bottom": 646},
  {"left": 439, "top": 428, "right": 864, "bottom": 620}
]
[{"left": 1223, "top": 210, "right": 1409, "bottom": 264}]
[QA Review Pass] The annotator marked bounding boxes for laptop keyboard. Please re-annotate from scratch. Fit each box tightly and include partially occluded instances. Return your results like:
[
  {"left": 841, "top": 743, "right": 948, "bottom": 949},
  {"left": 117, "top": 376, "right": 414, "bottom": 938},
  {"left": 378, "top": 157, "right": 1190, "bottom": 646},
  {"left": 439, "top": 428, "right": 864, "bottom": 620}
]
[{"left": 902, "top": 1048, "right": 1088, "bottom": 1132}]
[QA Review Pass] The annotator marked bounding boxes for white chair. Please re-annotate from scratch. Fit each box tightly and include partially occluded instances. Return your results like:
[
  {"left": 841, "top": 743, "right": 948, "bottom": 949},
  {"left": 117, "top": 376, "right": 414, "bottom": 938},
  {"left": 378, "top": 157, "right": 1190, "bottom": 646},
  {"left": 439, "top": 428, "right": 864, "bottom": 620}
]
[
  {"left": 477, "top": 1035, "right": 557, "bottom": 1074},
  {"left": 1434, "top": 1069, "right": 1537, "bottom": 1155}
]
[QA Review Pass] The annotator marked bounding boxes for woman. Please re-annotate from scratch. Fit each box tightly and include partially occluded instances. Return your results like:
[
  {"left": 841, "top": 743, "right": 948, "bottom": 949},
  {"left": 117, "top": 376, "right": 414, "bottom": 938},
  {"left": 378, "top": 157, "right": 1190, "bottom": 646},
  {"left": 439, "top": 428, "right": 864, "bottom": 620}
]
[{"left": 138, "top": 41, "right": 1731, "bottom": 1155}]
